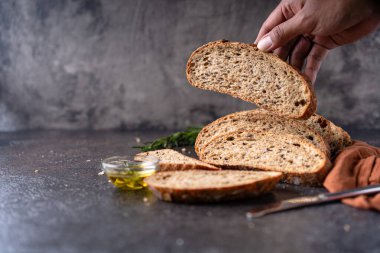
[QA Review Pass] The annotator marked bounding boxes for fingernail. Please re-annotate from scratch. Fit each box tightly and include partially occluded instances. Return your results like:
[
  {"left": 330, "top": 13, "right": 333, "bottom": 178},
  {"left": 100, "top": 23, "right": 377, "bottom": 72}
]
[{"left": 257, "top": 36, "right": 272, "bottom": 51}]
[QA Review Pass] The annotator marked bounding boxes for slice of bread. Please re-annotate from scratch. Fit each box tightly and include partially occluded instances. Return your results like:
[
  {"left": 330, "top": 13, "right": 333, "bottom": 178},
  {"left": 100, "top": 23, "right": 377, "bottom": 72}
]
[
  {"left": 195, "top": 109, "right": 330, "bottom": 157},
  {"left": 134, "top": 149, "right": 220, "bottom": 171},
  {"left": 145, "top": 170, "right": 282, "bottom": 203},
  {"left": 303, "top": 114, "right": 352, "bottom": 156},
  {"left": 186, "top": 40, "right": 316, "bottom": 119},
  {"left": 200, "top": 131, "right": 332, "bottom": 186}
]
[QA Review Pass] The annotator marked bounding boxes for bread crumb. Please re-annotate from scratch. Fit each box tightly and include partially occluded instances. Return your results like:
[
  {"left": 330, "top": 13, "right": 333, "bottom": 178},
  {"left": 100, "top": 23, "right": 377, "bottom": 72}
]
[
  {"left": 135, "top": 137, "right": 141, "bottom": 143},
  {"left": 343, "top": 224, "right": 351, "bottom": 232},
  {"left": 143, "top": 197, "right": 148, "bottom": 202},
  {"left": 98, "top": 171, "right": 105, "bottom": 176},
  {"left": 176, "top": 238, "right": 184, "bottom": 246},
  {"left": 181, "top": 148, "right": 187, "bottom": 153},
  {"left": 86, "top": 159, "right": 91, "bottom": 162},
  {"left": 34, "top": 169, "right": 39, "bottom": 174}
]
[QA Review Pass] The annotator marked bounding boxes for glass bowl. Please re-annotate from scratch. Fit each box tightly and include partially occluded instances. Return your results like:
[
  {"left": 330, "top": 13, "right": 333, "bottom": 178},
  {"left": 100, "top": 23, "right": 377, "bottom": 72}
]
[{"left": 101, "top": 155, "right": 159, "bottom": 190}]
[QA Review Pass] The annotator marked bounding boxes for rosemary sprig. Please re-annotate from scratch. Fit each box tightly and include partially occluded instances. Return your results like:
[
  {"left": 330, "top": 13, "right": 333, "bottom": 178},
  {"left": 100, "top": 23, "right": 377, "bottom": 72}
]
[{"left": 134, "top": 126, "right": 203, "bottom": 152}]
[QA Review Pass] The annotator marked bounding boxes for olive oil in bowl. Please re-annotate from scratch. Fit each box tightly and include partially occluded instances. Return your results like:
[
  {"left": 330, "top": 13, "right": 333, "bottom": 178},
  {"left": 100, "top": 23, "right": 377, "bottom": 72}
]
[{"left": 101, "top": 156, "right": 159, "bottom": 190}]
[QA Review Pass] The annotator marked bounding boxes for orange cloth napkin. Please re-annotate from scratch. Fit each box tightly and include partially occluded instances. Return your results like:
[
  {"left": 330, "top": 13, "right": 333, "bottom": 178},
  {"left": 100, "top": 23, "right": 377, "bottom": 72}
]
[{"left": 324, "top": 140, "right": 380, "bottom": 211}]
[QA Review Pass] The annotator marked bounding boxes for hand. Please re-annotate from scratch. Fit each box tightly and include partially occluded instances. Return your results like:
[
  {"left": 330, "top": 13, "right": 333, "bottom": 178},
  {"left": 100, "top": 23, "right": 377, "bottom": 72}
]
[{"left": 255, "top": 0, "right": 380, "bottom": 83}]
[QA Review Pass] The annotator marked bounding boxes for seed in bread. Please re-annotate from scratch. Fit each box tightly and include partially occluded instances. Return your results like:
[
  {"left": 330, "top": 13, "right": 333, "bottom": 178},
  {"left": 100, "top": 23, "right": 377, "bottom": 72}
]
[
  {"left": 200, "top": 131, "right": 332, "bottom": 186},
  {"left": 134, "top": 149, "right": 220, "bottom": 171},
  {"left": 145, "top": 170, "right": 282, "bottom": 203},
  {"left": 186, "top": 40, "right": 316, "bottom": 119}
]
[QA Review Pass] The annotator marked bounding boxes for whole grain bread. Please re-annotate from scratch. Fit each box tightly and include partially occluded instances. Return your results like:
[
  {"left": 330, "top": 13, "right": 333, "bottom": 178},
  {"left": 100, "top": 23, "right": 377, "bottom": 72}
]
[
  {"left": 134, "top": 149, "right": 220, "bottom": 171},
  {"left": 186, "top": 40, "right": 316, "bottom": 119},
  {"left": 195, "top": 109, "right": 330, "bottom": 157},
  {"left": 200, "top": 131, "right": 332, "bottom": 186},
  {"left": 145, "top": 170, "right": 282, "bottom": 203},
  {"left": 303, "top": 114, "right": 352, "bottom": 156}
]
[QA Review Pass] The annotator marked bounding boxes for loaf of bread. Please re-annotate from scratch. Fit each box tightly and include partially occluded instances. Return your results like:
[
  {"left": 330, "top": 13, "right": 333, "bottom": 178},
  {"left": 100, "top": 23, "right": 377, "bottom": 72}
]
[
  {"left": 145, "top": 170, "right": 282, "bottom": 203},
  {"left": 144, "top": 40, "right": 351, "bottom": 197},
  {"left": 134, "top": 149, "right": 220, "bottom": 171},
  {"left": 195, "top": 109, "right": 330, "bottom": 158},
  {"left": 186, "top": 40, "right": 316, "bottom": 119},
  {"left": 200, "top": 131, "right": 332, "bottom": 186}
]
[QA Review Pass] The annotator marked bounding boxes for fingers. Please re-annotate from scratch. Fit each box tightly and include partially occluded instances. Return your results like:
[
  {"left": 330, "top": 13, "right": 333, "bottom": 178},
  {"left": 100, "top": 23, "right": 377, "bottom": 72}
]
[
  {"left": 255, "top": 4, "right": 286, "bottom": 44},
  {"left": 289, "top": 36, "right": 313, "bottom": 70},
  {"left": 304, "top": 44, "right": 329, "bottom": 84},
  {"left": 273, "top": 37, "right": 299, "bottom": 60},
  {"left": 257, "top": 13, "right": 307, "bottom": 52}
]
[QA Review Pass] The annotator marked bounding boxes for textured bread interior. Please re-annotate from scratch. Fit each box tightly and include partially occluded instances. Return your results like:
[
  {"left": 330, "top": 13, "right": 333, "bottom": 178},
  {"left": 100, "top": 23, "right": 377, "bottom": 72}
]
[
  {"left": 195, "top": 110, "right": 329, "bottom": 157},
  {"left": 145, "top": 170, "right": 282, "bottom": 189},
  {"left": 186, "top": 41, "right": 315, "bottom": 119},
  {"left": 134, "top": 149, "right": 219, "bottom": 170},
  {"left": 304, "top": 114, "right": 352, "bottom": 155},
  {"left": 201, "top": 131, "right": 328, "bottom": 174}
]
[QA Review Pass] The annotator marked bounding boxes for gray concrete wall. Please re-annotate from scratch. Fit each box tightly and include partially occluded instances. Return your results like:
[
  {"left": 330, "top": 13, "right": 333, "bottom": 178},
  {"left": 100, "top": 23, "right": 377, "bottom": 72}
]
[{"left": 0, "top": 0, "right": 379, "bottom": 131}]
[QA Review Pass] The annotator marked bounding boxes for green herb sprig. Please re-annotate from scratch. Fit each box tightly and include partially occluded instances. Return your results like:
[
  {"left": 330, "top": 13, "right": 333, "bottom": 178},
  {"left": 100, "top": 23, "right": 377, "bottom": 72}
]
[{"left": 134, "top": 126, "right": 202, "bottom": 152}]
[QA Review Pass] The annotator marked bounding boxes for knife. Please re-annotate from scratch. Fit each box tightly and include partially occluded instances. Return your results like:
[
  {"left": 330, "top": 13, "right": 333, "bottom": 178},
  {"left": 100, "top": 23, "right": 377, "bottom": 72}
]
[{"left": 246, "top": 184, "right": 380, "bottom": 219}]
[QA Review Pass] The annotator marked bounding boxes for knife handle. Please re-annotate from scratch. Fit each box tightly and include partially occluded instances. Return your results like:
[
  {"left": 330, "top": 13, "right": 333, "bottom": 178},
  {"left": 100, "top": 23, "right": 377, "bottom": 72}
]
[{"left": 319, "top": 184, "right": 380, "bottom": 202}]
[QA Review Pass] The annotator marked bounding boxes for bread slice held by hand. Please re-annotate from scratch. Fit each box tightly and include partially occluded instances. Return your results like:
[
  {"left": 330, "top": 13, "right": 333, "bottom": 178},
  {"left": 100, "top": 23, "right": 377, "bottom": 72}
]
[
  {"left": 134, "top": 149, "right": 220, "bottom": 171},
  {"left": 195, "top": 109, "right": 330, "bottom": 157},
  {"left": 145, "top": 170, "right": 282, "bottom": 203},
  {"left": 200, "top": 131, "right": 332, "bottom": 186},
  {"left": 186, "top": 40, "right": 316, "bottom": 119}
]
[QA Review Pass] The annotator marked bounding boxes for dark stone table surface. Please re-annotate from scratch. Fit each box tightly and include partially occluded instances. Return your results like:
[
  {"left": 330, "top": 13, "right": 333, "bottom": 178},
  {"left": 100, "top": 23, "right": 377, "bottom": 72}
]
[{"left": 0, "top": 129, "right": 379, "bottom": 253}]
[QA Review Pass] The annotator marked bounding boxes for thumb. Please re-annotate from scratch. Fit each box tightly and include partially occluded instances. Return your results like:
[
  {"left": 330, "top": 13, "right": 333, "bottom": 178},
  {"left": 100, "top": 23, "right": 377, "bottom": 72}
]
[{"left": 257, "top": 14, "right": 307, "bottom": 52}]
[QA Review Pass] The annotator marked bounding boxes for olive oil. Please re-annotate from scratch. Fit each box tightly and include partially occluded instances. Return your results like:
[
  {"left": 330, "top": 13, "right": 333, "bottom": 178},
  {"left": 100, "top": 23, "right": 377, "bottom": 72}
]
[
  {"left": 102, "top": 158, "right": 158, "bottom": 190},
  {"left": 107, "top": 167, "right": 156, "bottom": 190}
]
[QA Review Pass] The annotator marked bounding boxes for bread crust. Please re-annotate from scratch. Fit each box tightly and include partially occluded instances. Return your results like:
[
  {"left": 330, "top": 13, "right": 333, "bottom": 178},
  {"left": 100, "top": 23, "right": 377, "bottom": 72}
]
[
  {"left": 145, "top": 170, "right": 282, "bottom": 203},
  {"left": 186, "top": 40, "right": 316, "bottom": 119},
  {"left": 156, "top": 162, "right": 220, "bottom": 171}
]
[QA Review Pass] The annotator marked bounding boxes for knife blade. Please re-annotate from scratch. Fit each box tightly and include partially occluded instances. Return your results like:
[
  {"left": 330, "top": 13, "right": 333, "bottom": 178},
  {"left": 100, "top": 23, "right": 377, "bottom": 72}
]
[{"left": 246, "top": 184, "right": 380, "bottom": 219}]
